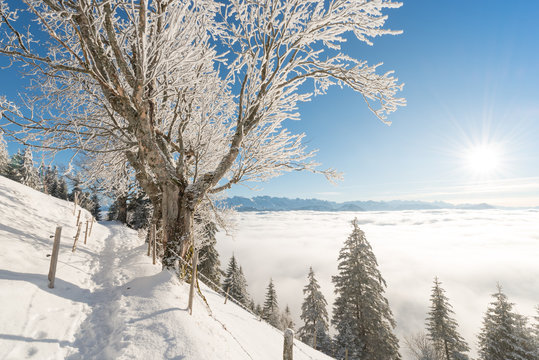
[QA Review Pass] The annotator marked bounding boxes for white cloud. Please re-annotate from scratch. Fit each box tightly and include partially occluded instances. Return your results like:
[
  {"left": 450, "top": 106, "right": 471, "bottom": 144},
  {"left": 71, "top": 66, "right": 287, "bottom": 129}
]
[{"left": 216, "top": 209, "right": 539, "bottom": 359}]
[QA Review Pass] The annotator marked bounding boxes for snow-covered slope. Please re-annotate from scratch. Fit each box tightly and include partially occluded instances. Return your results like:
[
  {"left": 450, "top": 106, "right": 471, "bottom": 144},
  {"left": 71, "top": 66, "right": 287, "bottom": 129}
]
[{"left": 0, "top": 175, "right": 331, "bottom": 360}]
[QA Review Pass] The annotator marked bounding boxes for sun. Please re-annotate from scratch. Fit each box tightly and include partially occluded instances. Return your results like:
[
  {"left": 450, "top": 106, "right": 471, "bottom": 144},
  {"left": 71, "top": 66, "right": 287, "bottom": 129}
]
[{"left": 464, "top": 143, "right": 502, "bottom": 177}]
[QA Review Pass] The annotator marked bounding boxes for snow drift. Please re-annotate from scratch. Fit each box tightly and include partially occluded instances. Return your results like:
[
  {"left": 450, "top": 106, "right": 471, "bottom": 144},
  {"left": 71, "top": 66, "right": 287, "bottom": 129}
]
[{"left": 0, "top": 175, "right": 331, "bottom": 360}]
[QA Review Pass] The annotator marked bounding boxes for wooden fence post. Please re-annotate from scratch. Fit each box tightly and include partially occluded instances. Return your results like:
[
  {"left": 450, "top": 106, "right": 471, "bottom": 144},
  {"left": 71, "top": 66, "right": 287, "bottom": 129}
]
[
  {"left": 345, "top": 348, "right": 348, "bottom": 360},
  {"left": 152, "top": 223, "right": 157, "bottom": 265},
  {"left": 89, "top": 217, "right": 95, "bottom": 237},
  {"left": 147, "top": 227, "right": 151, "bottom": 256},
  {"left": 76, "top": 209, "right": 81, "bottom": 226},
  {"left": 48, "top": 226, "right": 62, "bottom": 288},
  {"left": 283, "top": 328, "right": 294, "bottom": 360},
  {"left": 73, "top": 192, "right": 78, "bottom": 215},
  {"left": 72, "top": 222, "right": 82, "bottom": 252},
  {"left": 187, "top": 249, "right": 198, "bottom": 315},
  {"left": 84, "top": 220, "right": 89, "bottom": 244}
]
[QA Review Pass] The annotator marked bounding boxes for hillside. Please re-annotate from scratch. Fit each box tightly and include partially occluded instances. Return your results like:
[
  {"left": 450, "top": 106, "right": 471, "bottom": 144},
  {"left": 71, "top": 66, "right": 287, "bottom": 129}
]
[{"left": 0, "top": 176, "right": 331, "bottom": 360}]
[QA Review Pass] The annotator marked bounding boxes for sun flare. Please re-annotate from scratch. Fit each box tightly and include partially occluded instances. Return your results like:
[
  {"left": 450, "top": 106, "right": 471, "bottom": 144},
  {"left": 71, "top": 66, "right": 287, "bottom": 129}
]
[{"left": 464, "top": 144, "right": 502, "bottom": 177}]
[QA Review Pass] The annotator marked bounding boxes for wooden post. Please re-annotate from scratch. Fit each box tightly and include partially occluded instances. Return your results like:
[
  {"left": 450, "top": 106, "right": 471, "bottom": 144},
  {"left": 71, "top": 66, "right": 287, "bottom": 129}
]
[
  {"left": 152, "top": 223, "right": 157, "bottom": 265},
  {"left": 73, "top": 192, "right": 78, "bottom": 215},
  {"left": 48, "top": 226, "right": 62, "bottom": 288},
  {"left": 72, "top": 222, "right": 82, "bottom": 252},
  {"left": 84, "top": 220, "right": 89, "bottom": 244},
  {"left": 224, "top": 286, "right": 230, "bottom": 304},
  {"left": 344, "top": 348, "right": 348, "bottom": 360},
  {"left": 147, "top": 231, "right": 151, "bottom": 256},
  {"left": 76, "top": 210, "right": 81, "bottom": 226},
  {"left": 283, "top": 328, "right": 294, "bottom": 360},
  {"left": 187, "top": 249, "right": 198, "bottom": 315},
  {"left": 89, "top": 217, "right": 95, "bottom": 237}
]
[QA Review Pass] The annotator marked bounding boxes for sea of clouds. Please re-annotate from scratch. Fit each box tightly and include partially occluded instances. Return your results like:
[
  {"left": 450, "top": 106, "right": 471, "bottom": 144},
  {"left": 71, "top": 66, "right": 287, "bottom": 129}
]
[{"left": 215, "top": 209, "right": 539, "bottom": 358}]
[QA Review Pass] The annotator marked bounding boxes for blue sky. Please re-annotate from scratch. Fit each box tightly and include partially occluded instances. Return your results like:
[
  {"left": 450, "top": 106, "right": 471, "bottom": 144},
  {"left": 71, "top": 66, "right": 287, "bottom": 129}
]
[
  {"left": 1, "top": 1, "right": 538, "bottom": 206},
  {"left": 229, "top": 0, "right": 539, "bottom": 206}
]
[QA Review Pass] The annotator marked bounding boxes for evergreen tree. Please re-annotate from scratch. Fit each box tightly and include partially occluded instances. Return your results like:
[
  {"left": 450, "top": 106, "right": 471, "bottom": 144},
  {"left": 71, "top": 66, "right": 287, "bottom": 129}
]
[
  {"left": 426, "top": 277, "right": 469, "bottom": 360},
  {"left": 20, "top": 148, "right": 40, "bottom": 189},
  {"left": 198, "top": 221, "right": 221, "bottom": 290},
  {"left": 533, "top": 307, "right": 539, "bottom": 356},
  {"left": 262, "top": 278, "right": 281, "bottom": 328},
  {"left": 281, "top": 304, "right": 295, "bottom": 331},
  {"left": 56, "top": 177, "right": 69, "bottom": 200},
  {"left": 0, "top": 132, "right": 8, "bottom": 175},
  {"left": 513, "top": 313, "right": 537, "bottom": 360},
  {"left": 478, "top": 284, "right": 535, "bottom": 360},
  {"left": 90, "top": 193, "right": 101, "bottom": 220},
  {"left": 127, "top": 191, "right": 150, "bottom": 229},
  {"left": 43, "top": 166, "right": 58, "bottom": 196},
  {"left": 5, "top": 150, "right": 24, "bottom": 182},
  {"left": 299, "top": 267, "right": 330, "bottom": 351},
  {"left": 332, "top": 218, "right": 401, "bottom": 360},
  {"left": 255, "top": 304, "right": 263, "bottom": 317},
  {"left": 222, "top": 255, "right": 250, "bottom": 307}
]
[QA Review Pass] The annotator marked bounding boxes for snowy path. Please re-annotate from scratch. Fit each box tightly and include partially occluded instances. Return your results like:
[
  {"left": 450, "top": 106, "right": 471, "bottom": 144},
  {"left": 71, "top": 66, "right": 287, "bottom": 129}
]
[{"left": 0, "top": 176, "right": 332, "bottom": 360}]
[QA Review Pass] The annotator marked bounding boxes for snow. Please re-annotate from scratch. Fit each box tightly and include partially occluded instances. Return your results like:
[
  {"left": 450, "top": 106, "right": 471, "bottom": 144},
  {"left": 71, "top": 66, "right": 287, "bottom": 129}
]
[
  {"left": 0, "top": 175, "right": 332, "bottom": 360},
  {"left": 216, "top": 209, "right": 539, "bottom": 359}
]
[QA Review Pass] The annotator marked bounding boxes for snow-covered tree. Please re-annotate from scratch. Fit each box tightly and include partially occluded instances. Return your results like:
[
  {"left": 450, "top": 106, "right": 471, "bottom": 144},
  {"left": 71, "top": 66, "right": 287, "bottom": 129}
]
[
  {"left": 281, "top": 305, "right": 295, "bottom": 331},
  {"left": 299, "top": 267, "right": 330, "bottom": 351},
  {"left": 222, "top": 255, "right": 250, "bottom": 307},
  {"left": 20, "top": 147, "right": 40, "bottom": 189},
  {"left": 198, "top": 221, "right": 221, "bottom": 290},
  {"left": 426, "top": 277, "right": 469, "bottom": 360},
  {"left": 405, "top": 333, "right": 441, "bottom": 360},
  {"left": 262, "top": 278, "right": 281, "bottom": 328},
  {"left": 332, "top": 218, "right": 401, "bottom": 360},
  {"left": 478, "top": 284, "right": 535, "bottom": 360},
  {"left": 0, "top": 0, "right": 405, "bottom": 268},
  {"left": 127, "top": 191, "right": 151, "bottom": 229},
  {"left": 90, "top": 193, "right": 101, "bottom": 221},
  {"left": 0, "top": 132, "right": 8, "bottom": 174},
  {"left": 534, "top": 307, "right": 539, "bottom": 355},
  {"left": 5, "top": 150, "right": 23, "bottom": 183}
]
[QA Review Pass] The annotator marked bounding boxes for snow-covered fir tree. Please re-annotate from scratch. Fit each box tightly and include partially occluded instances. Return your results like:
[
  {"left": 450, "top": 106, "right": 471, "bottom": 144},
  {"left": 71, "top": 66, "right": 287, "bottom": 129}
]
[
  {"left": 534, "top": 307, "right": 539, "bottom": 356},
  {"left": 56, "top": 177, "right": 69, "bottom": 200},
  {"left": 426, "top": 277, "right": 469, "bottom": 360},
  {"left": 332, "top": 218, "right": 401, "bottom": 360},
  {"left": 20, "top": 148, "right": 40, "bottom": 190},
  {"left": 127, "top": 191, "right": 151, "bottom": 229},
  {"left": 43, "top": 166, "right": 58, "bottom": 196},
  {"left": 262, "top": 278, "right": 281, "bottom": 328},
  {"left": 222, "top": 255, "right": 250, "bottom": 307},
  {"left": 281, "top": 305, "right": 295, "bottom": 331},
  {"left": 198, "top": 221, "right": 221, "bottom": 291},
  {"left": 299, "top": 267, "right": 330, "bottom": 352},
  {"left": 90, "top": 193, "right": 101, "bottom": 221},
  {"left": 255, "top": 304, "right": 263, "bottom": 317},
  {"left": 0, "top": 132, "right": 8, "bottom": 174},
  {"left": 5, "top": 150, "right": 24, "bottom": 183},
  {"left": 513, "top": 313, "right": 537, "bottom": 360},
  {"left": 478, "top": 284, "right": 535, "bottom": 360}
]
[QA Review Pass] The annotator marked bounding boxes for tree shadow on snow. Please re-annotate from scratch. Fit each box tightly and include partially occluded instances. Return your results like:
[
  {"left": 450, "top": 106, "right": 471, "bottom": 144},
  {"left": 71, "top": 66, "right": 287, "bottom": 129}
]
[
  {"left": 0, "top": 333, "right": 74, "bottom": 347},
  {"left": 0, "top": 269, "right": 93, "bottom": 304}
]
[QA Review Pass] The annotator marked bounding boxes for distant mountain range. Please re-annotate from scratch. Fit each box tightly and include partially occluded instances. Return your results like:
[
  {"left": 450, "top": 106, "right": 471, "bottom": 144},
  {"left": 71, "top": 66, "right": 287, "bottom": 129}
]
[{"left": 223, "top": 196, "right": 495, "bottom": 212}]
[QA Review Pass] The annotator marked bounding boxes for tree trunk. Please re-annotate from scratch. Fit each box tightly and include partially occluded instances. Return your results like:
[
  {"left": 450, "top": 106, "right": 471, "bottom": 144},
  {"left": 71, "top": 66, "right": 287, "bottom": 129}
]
[
  {"left": 117, "top": 194, "right": 128, "bottom": 224},
  {"left": 161, "top": 183, "right": 195, "bottom": 269}
]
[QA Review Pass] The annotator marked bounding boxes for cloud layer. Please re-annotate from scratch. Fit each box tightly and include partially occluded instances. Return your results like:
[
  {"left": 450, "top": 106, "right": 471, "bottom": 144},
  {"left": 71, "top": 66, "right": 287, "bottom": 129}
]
[{"left": 216, "top": 209, "right": 539, "bottom": 359}]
